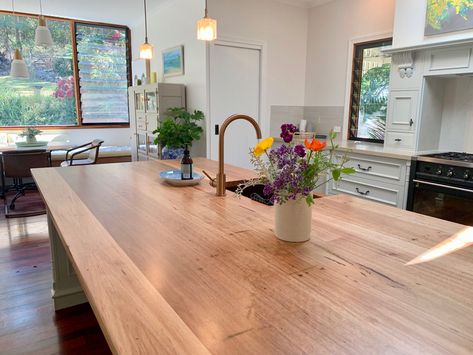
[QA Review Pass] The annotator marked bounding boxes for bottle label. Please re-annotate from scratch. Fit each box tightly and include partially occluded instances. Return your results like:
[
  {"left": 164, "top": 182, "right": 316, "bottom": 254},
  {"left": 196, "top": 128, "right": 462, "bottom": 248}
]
[{"left": 181, "top": 164, "right": 193, "bottom": 180}]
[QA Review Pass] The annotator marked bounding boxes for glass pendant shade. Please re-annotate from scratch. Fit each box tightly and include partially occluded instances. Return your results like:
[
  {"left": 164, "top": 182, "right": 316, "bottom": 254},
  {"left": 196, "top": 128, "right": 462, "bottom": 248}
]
[
  {"left": 139, "top": 41, "right": 154, "bottom": 60},
  {"left": 10, "top": 49, "right": 29, "bottom": 78},
  {"left": 35, "top": 16, "right": 53, "bottom": 47},
  {"left": 197, "top": 17, "right": 217, "bottom": 41}
]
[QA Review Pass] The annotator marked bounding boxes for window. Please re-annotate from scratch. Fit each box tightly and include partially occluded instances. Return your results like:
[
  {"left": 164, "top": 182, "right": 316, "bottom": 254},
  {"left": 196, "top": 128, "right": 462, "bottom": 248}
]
[
  {"left": 0, "top": 11, "right": 131, "bottom": 128},
  {"left": 76, "top": 24, "right": 130, "bottom": 124},
  {"left": 348, "top": 38, "right": 392, "bottom": 143}
]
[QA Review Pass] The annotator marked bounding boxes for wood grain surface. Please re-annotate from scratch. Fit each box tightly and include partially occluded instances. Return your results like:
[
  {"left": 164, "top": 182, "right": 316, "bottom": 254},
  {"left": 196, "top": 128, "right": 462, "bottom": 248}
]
[{"left": 32, "top": 158, "right": 473, "bottom": 354}]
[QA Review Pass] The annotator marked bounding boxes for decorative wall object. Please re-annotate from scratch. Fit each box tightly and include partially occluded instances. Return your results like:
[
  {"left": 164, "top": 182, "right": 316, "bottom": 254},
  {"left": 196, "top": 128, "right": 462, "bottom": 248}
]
[
  {"left": 162, "top": 46, "right": 184, "bottom": 78},
  {"left": 425, "top": 0, "right": 473, "bottom": 36}
]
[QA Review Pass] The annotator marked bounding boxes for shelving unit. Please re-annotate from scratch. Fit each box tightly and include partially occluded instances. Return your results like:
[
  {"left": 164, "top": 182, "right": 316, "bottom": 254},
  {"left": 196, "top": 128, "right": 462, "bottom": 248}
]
[{"left": 128, "top": 83, "right": 186, "bottom": 161}]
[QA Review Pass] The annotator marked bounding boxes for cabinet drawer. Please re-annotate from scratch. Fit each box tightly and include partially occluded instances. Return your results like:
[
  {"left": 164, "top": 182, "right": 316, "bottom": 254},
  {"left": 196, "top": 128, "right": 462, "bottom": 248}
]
[
  {"left": 330, "top": 177, "right": 403, "bottom": 207},
  {"left": 342, "top": 154, "right": 404, "bottom": 182},
  {"left": 136, "top": 114, "right": 147, "bottom": 131},
  {"left": 384, "top": 131, "right": 415, "bottom": 150}
]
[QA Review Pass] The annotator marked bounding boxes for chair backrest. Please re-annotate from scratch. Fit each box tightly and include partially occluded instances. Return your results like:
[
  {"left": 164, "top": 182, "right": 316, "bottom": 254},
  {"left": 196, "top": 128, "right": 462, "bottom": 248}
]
[
  {"left": 1, "top": 150, "right": 51, "bottom": 178},
  {"left": 88, "top": 139, "right": 104, "bottom": 163}
]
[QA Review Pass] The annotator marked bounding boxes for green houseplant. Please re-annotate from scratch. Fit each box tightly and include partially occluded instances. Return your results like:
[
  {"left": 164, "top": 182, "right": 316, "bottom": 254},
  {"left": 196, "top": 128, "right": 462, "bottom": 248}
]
[
  {"left": 19, "top": 127, "right": 43, "bottom": 144},
  {"left": 153, "top": 107, "right": 204, "bottom": 159}
]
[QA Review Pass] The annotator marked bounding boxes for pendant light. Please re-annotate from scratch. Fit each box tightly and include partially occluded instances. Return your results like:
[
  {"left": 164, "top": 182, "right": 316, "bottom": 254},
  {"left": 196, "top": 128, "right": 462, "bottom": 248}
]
[
  {"left": 139, "top": 0, "right": 153, "bottom": 59},
  {"left": 197, "top": 0, "right": 217, "bottom": 41},
  {"left": 35, "top": 0, "right": 53, "bottom": 47},
  {"left": 10, "top": 0, "right": 29, "bottom": 78}
]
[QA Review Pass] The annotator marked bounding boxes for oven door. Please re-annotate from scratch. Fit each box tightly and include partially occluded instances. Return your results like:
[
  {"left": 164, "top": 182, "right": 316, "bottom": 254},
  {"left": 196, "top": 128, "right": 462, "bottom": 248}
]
[{"left": 410, "top": 179, "right": 473, "bottom": 226}]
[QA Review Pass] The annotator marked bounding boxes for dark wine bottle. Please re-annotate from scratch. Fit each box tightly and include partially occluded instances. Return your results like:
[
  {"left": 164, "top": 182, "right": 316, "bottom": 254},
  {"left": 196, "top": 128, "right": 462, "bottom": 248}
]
[{"left": 181, "top": 146, "right": 193, "bottom": 180}]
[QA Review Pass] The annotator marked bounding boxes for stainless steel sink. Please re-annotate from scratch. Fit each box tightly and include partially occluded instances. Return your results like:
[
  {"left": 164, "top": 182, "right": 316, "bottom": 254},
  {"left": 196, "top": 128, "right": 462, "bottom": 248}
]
[{"left": 226, "top": 184, "right": 273, "bottom": 206}]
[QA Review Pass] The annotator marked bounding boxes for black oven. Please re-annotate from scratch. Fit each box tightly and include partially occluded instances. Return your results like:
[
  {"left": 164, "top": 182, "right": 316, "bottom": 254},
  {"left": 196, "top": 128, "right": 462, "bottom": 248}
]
[{"left": 407, "top": 153, "right": 473, "bottom": 226}]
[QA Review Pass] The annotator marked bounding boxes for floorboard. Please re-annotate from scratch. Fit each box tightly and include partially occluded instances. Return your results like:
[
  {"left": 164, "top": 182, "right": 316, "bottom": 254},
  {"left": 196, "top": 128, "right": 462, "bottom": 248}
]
[{"left": 0, "top": 192, "right": 110, "bottom": 354}]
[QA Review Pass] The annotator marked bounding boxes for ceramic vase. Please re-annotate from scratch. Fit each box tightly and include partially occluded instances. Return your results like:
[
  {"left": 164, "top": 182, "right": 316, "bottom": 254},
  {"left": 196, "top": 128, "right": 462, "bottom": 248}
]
[
  {"left": 161, "top": 146, "right": 185, "bottom": 160},
  {"left": 274, "top": 198, "right": 312, "bottom": 242}
]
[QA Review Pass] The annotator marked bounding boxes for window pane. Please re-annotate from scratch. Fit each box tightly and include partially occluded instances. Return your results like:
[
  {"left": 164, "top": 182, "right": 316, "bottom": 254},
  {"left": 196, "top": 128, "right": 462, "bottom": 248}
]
[
  {"left": 349, "top": 39, "right": 392, "bottom": 142},
  {"left": 0, "top": 14, "right": 77, "bottom": 126},
  {"left": 75, "top": 24, "right": 130, "bottom": 124}
]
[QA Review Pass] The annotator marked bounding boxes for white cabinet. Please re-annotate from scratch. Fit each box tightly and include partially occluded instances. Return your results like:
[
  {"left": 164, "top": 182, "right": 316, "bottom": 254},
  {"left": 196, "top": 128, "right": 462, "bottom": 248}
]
[
  {"left": 386, "top": 90, "right": 418, "bottom": 132},
  {"left": 425, "top": 46, "right": 473, "bottom": 75},
  {"left": 329, "top": 152, "right": 410, "bottom": 209},
  {"left": 128, "top": 83, "right": 186, "bottom": 161}
]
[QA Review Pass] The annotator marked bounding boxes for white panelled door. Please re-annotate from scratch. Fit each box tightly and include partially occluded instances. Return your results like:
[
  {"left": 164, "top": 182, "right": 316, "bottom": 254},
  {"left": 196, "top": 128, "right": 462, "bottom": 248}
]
[{"left": 209, "top": 41, "right": 261, "bottom": 169}]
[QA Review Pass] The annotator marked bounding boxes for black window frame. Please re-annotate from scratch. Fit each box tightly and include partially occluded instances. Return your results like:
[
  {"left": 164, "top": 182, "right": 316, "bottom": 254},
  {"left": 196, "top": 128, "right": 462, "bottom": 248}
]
[
  {"left": 0, "top": 10, "right": 132, "bottom": 129},
  {"left": 348, "top": 38, "right": 392, "bottom": 144}
]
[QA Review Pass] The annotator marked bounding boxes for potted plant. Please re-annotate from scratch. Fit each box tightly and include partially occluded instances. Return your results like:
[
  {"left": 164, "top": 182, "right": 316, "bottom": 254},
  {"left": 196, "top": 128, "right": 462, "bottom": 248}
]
[
  {"left": 19, "top": 127, "right": 43, "bottom": 144},
  {"left": 238, "top": 123, "right": 355, "bottom": 242},
  {"left": 153, "top": 107, "right": 204, "bottom": 160}
]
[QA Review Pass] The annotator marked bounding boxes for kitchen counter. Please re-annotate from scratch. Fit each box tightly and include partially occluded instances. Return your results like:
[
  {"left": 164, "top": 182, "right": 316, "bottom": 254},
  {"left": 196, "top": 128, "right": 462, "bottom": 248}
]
[
  {"left": 32, "top": 158, "right": 473, "bottom": 354},
  {"left": 335, "top": 140, "right": 416, "bottom": 160}
]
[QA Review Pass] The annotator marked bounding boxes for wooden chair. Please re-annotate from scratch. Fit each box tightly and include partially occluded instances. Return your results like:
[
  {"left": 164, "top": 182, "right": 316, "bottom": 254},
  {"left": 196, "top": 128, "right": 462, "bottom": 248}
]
[
  {"left": 60, "top": 139, "right": 104, "bottom": 167},
  {"left": 1, "top": 149, "right": 51, "bottom": 217}
]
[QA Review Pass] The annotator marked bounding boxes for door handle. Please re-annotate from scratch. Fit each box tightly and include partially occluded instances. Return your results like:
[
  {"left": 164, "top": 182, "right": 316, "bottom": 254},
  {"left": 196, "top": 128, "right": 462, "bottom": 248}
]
[
  {"left": 215, "top": 124, "right": 219, "bottom": 135},
  {"left": 394, "top": 138, "right": 402, "bottom": 142},
  {"left": 409, "top": 118, "right": 414, "bottom": 127}
]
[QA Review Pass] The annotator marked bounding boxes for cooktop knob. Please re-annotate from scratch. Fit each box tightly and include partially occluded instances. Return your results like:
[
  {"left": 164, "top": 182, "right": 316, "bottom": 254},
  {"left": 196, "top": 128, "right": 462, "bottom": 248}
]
[
  {"left": 464, "top": 171, "right": 471, "bottom": 180},
  {"left": 446, "top": 169, "right": 454, "bottom": 177},
  {"left": 436, "top": 168, "right": 443, "bottom": 176}
]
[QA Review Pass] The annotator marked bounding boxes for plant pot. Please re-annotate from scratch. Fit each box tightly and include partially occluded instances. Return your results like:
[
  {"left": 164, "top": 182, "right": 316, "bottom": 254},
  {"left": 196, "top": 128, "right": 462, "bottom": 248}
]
[
  {"left": 161, "top": 146, "right": 185, "bottom": 160},
  {"left": 26, "top": 136, "right": 37, "bottom": 144},
  {"left": 274, "top": 198, "right": 312, "bottom": 242}
]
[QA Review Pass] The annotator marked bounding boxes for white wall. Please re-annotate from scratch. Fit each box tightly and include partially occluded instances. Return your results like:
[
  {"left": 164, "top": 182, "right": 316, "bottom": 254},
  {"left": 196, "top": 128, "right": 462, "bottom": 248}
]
[
  {"left": 131, "top": 0, "right": 207, "bottom": 156},
  {"left": 392, "top": 0, "right": 473, "bottom": 50},
  {"left": 439, "top": 77, "right": 473, "bottom": 153},
  {"left": 304, "top": 0, "right": 395, "bottom": 107},
  {"left": 209, "top": 0, "right": 309, "bottom": 133}
]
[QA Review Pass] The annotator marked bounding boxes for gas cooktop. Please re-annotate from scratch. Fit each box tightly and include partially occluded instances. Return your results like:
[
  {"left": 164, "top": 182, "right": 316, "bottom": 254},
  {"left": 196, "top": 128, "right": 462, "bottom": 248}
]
[{"left": 416, "top": 152, "right": 473, "bottom": 168}]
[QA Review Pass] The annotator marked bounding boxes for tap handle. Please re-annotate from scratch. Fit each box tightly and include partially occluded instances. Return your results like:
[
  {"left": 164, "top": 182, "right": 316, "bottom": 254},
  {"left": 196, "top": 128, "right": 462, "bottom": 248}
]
[{"left": 202, "top": 170, "right": 217, "bottom": 187}]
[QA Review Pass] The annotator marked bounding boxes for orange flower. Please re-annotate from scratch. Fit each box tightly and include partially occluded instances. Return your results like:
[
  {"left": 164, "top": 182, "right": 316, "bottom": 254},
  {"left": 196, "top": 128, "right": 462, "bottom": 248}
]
[{"left": 304, "top": 138, "right": 326, "bottom": 152}]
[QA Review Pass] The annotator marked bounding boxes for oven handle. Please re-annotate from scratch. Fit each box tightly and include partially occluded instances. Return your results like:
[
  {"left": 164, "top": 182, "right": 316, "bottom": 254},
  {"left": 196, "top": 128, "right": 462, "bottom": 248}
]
[{"left": 413, "top": 179, "right": 473, "bottom": 193}]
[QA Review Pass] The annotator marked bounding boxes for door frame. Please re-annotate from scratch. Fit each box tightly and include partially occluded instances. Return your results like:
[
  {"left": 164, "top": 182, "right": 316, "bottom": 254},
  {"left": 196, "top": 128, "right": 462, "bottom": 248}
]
[{"left": 206, "top": 36, "right": 268, "bottom": 159}]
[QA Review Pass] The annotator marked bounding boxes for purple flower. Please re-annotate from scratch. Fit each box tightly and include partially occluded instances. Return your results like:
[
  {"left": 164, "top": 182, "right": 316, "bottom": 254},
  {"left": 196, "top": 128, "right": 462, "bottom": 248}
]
[
  {"left": 294, "top": 144, "right": 306, "bottom": 158},
  {"left": 280, "top": 123, "right": 297, "bottom": 143}
]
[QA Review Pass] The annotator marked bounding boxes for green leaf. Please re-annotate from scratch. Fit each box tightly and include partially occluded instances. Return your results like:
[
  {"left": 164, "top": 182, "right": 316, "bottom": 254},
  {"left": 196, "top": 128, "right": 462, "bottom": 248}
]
[
  {"left": 306, "top": 194, "right": 314, "bottom": 207},
  {"left": 341, "top": 167, "right": 356, "bottom": 174},
  {"left": 332, "top": 169, "right": 341, "bottom": 181}
]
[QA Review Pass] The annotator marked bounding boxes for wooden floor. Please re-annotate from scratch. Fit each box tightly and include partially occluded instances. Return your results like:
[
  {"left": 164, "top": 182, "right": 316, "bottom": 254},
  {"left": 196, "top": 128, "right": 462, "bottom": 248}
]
[{"left": 0, "top": 193, "right": 110, "bottom": 354}]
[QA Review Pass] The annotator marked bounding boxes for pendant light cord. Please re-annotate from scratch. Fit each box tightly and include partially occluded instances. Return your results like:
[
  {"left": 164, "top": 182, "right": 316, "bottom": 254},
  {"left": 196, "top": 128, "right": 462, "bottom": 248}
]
[
  {"left": 143, "top": 0, "right": 149, "bottom": 43},
  {"left": 11, "top": 0, "right": 14, "bottom": 14},
  {"left": 39, "top": 0, "right": 43, "bottom": 16},
  {"left": 205, "top": 0, "right": 208, "bottom": 17}
]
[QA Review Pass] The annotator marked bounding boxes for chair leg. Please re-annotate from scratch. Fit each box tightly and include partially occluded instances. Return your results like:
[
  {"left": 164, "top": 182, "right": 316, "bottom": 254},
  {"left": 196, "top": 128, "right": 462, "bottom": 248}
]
[{"left": 9, "top": 189, "right": 25, "bottom": 210}]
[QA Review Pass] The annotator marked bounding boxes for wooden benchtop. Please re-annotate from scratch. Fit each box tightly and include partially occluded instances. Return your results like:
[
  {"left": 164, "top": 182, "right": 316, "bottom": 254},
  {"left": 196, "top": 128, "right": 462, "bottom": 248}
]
[{"left": 32, "top": 158, "right": 473, "bottom": 354}]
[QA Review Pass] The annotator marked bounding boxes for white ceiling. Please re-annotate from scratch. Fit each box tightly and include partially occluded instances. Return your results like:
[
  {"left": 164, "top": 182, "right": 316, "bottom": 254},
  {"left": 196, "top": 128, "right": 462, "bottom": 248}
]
[
  {"left": 0, "top": 0, "right": 169, "bottom": 26},
  {"left": 275, "top": 0, "right": 335, "bottom": 8}
]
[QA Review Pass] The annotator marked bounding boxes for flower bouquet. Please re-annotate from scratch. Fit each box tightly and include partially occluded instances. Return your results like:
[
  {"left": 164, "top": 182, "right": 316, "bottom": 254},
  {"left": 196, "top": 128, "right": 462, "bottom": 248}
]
[{"left": 238, "top": 123, "right": 355, "bottom": 242}]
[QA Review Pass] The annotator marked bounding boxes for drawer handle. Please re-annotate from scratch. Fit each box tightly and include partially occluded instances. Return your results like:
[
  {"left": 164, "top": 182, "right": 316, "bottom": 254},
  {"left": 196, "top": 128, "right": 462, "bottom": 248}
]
[
  {"left": 356, "top": 188, "right": 370, "bottom": 196},
  {"left": 357, "top": 164, "right": 372, "bottom": 172},
  {"left": 394, "top": 138, "right": 402, "bottom": 142},
  {"left": 409, "top": 118, "right": 414, "bottom": 127}
]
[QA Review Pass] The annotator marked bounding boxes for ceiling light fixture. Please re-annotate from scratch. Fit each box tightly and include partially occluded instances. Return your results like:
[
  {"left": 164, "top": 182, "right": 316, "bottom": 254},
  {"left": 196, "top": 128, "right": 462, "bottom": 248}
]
[
  {"left": 139, "top": 0, "right": 153, "bottom": 60},
  {"left": 34, "top": 0, "right": 53, "bottom": 47},
  {"left": 197, "top": 0, "right": 217, "bottom": 41},
  {"left": 10, "top": 0, "right": 29, "bottom": 78}
]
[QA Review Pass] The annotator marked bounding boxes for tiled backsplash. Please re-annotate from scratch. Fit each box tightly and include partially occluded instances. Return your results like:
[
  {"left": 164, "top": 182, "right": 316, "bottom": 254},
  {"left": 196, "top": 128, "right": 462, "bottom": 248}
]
[{"left": 270, "top": 105, "right": 344, "bottom": 138}]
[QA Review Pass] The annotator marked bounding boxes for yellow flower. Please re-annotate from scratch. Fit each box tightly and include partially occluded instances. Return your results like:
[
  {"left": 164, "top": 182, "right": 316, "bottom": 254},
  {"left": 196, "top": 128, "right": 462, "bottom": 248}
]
[{"left": 253, "top": 137, "right": 274, "bottom": 157}]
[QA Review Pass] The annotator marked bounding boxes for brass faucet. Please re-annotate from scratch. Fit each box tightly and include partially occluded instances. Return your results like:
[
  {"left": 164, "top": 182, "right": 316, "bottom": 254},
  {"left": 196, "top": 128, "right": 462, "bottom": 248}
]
[{"left": 209, "top": 114, "right": 262, "bottom": 196}]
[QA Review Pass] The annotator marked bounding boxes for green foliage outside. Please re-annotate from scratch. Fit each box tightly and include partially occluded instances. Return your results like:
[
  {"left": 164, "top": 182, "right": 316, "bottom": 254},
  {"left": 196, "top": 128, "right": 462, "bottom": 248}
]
[
  {"left": 359, "top": 63, "right": 390, "bottom": 140},
  {"left": 153, "top": 108, "right": 204, "bottom": 148},
  {"left": 0, "top": 14, "right": 76, "bottom": 126}
]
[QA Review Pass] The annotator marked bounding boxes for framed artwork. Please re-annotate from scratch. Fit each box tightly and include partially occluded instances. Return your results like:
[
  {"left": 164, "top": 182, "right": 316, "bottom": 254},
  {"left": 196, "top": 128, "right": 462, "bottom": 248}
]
[
  {"left": 425, "top": 0, "right": 473, "bottom": 36},
  {"left": 162, "top": 45, "right": 184, "bottom": 78}
]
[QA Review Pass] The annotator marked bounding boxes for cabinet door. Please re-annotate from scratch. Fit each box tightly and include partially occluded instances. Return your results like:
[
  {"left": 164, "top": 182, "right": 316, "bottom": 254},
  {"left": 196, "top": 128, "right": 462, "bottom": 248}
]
[{"left": 386, "top": 90, "right": 418, "bottom": 132}]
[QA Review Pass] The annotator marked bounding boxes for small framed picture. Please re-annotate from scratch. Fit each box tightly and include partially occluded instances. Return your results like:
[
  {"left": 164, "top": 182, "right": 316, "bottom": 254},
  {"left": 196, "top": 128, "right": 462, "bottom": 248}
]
[{"left": 162, "top": 45, "right": 184, "bottom": 78}]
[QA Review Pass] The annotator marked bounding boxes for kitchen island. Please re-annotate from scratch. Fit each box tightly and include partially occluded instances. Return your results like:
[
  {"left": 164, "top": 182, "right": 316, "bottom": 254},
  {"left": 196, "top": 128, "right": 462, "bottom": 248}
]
[{"left": 32, "top": 158, "right": 473, "bottom": 354}]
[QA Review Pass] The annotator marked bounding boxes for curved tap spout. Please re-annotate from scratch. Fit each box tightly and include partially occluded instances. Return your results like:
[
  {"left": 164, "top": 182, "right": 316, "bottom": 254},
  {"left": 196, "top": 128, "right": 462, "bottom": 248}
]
[{"left": 216, "top": 114, "right": 262, "bottom": 196}]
